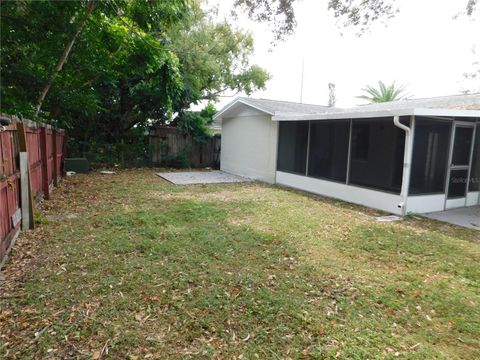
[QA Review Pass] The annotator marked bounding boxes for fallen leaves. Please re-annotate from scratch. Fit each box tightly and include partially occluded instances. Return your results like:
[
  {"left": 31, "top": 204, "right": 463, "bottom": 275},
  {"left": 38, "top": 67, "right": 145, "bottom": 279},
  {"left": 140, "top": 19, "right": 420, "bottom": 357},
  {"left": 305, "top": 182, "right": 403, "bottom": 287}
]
[{"left": 1, "top": 169, "right": 479, "bottom": 359}]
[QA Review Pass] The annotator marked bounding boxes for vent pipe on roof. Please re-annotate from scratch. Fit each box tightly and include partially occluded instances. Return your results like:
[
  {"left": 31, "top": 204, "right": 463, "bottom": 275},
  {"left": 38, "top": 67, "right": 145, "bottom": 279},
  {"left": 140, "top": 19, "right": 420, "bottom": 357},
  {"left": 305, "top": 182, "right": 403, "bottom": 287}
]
[{"left": 328, "top": 83, "right": 336, "bottom": 107}]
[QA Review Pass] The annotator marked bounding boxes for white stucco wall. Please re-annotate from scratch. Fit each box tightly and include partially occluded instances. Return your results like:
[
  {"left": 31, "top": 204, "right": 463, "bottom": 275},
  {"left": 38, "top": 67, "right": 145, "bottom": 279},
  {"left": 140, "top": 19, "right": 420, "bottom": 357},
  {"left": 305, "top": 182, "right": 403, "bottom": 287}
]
[{"left": 220, "top": 110, "right": 278, "bottom": 183}]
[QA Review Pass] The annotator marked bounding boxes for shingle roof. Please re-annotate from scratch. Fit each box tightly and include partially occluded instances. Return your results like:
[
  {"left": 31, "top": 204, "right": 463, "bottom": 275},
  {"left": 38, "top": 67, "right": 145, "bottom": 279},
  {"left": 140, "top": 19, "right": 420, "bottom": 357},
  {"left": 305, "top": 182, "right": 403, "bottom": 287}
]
[
  {"left": 348, "top": 93, "right": 480, "bottom": 112},
  {"left": 273, "top": 93, "right": 480, "bottom": 120},
  {"left": 214, "top": 93, "right": 480, "bottom": 123},
  {"left": 238, "top": 97, "right": 332, "bottom": 114}
]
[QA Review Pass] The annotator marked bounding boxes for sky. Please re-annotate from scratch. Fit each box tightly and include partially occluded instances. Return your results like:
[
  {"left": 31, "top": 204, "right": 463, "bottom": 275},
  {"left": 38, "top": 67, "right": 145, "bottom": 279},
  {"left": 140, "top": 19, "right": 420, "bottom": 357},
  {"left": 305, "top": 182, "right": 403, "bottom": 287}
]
[{"left": 207, "top": 0, "right": 480, "bottom": 109}]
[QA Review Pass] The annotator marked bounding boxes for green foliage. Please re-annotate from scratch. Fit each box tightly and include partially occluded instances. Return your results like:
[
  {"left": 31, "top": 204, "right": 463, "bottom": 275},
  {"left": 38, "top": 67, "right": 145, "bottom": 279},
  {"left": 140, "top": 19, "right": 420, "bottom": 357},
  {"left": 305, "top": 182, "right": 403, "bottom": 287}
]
[
  {"left": 358, "top": 80, "right": 410, "bottom": 103},
  {"left": 34, "top": 211, "right": 48, "bottom": 225},
  {"left": 68, "top": 125, "right": 150, "bottom": 167},
  {"left": 174, "top": 103, "right": 217, "bottom": 143},
  {"left": 167, "top": 5, "right": 270, "bottom": 107},
  {"left": 0, "top": 0, "right": 267, "bottom": 165},
  {"left": 164, "top": 144, "right": 192, "bottom": 168}
]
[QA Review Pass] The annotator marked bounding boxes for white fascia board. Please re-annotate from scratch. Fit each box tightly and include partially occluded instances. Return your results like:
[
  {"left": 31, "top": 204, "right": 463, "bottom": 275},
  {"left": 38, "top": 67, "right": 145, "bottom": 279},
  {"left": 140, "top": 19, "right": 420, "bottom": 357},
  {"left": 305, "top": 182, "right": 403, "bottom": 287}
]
[
  {"left": 272, "top": 108, "right": 480, "bottom": 121},
  {"left": 413, "top": 108, "right": 480, "bottom": 118},
  {"left": 212, "top": 98, "right": 241, "bottom": 121},
  {"left": 213, "top": 98, "right": 274, "bottom": 121},
  {"left": 272, "top": 109, "right": 415, "bottom": 121}
]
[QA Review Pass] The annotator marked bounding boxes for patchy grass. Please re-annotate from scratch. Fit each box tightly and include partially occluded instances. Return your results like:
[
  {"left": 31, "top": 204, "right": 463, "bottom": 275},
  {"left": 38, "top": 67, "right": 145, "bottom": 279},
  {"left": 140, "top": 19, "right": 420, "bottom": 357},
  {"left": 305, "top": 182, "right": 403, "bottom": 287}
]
[{"left": 1, "top": 169, "right": 479, "bottom": 359}]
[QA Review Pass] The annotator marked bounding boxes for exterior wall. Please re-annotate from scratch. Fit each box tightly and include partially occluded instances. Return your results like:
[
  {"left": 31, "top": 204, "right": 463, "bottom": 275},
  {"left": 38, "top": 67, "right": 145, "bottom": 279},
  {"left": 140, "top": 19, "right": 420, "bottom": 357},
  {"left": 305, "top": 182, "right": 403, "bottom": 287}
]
[
  {"left": 276, "top": 171, "right": 403, "bottom": 215},
  {"left": 220, "top": 110, "right": 278, "bottom": 183},
  {"left": 406, "top": 195, "right": 446, "bottom": 214},
  {"left": 466, "top": 192, "right": 480, "bottom": 206},
  {"left": 275, "top": 171, "right": 476, "bottom": 215}
]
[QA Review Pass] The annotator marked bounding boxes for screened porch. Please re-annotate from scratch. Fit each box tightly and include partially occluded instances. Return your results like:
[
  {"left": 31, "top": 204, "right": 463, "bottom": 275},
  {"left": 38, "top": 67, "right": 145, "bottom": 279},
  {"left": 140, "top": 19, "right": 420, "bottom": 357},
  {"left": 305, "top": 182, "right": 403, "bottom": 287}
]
[{"left": 275, "top": 114, "right": 480, "bottom": 215}]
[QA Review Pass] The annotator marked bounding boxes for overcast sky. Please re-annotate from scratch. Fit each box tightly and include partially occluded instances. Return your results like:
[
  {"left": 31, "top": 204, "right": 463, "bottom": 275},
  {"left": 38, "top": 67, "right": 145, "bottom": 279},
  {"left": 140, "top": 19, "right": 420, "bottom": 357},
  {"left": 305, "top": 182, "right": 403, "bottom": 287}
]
[{"left": 208, "top": 0, "right": 480, "bottom": 109}]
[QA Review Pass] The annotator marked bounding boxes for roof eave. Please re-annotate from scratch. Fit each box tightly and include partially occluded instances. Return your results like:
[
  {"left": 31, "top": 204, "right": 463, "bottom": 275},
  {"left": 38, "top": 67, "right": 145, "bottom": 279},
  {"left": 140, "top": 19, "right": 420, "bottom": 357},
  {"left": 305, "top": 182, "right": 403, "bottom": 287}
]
[
  {"left": 272, "top": 108, "right": 480, "bottom": 121},
  {"left": 213, "top": 98, "right": 275, "bottom": 121}
]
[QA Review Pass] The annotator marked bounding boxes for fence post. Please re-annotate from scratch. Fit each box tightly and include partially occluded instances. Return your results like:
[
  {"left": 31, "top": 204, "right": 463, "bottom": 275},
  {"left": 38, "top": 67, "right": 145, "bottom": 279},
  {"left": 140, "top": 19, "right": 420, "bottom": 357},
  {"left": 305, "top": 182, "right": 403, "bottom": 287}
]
[
  {"left": 40, "top": 126, "right": 50, "bottom": 200},
  {"left": 16, "top": 121, "right": 35, "bottom": 229},
  {"left": 19, "top": 153, "right": 30, "bottom": 230}
]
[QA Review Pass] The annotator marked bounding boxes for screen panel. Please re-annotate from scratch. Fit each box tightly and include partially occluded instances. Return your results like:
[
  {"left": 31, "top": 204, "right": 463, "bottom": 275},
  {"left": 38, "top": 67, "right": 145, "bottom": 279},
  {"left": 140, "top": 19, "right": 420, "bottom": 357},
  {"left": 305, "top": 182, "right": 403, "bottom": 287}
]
[
  {"left": 409, "top": 118, "right": 451, "bottom": 195},
  {"left": 469, "top": 126, "right": 480, "bottom": 191},
  {"left": 448, "top": 169, "right": 469, "bottom": 198},
  {"left": 308, "top": 120, "right": 350, "bottom": 182},
  {"left": 349, "top": 118, "right": 405, "bottom": 193},
  {"left": 452, "top": 126, "right": 474, "bottom": 166},
  {"left": 277, "top": 121, "right": 309, "bottom": 175}
]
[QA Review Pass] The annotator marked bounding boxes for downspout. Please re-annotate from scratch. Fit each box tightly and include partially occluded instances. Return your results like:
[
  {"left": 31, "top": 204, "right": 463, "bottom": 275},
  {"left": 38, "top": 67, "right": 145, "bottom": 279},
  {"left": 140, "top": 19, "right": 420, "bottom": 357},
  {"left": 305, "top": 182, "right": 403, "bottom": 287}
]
[{"left": 393, "top": 115, "right": 413, "bottom": 216}]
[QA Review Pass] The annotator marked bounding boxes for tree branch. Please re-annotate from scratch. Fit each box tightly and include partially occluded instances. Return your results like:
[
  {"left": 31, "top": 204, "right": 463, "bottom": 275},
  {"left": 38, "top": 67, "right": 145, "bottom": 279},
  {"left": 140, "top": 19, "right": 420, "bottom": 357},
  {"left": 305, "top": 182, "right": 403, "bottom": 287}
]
[{"left": 34, "top": 0, "right": 96, "bottom": 116}]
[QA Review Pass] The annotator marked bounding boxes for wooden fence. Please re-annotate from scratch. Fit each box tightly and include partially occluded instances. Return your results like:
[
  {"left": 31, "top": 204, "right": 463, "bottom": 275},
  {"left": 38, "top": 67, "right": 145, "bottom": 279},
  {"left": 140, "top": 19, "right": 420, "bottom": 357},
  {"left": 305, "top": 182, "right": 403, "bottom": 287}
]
[
  {"left": 149, "top": 126, "right": 221, "bottom": 168},
  {"left": 0, "top": 114, "right": 66, "bottom": 267}
]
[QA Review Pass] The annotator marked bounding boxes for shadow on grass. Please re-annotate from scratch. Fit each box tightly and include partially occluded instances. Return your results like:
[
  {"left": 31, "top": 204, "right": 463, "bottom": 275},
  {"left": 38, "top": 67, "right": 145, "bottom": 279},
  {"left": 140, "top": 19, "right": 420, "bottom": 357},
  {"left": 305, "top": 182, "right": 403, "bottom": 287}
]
[{"left": 3, "top": 189, "right": 480, "bottom": 359}]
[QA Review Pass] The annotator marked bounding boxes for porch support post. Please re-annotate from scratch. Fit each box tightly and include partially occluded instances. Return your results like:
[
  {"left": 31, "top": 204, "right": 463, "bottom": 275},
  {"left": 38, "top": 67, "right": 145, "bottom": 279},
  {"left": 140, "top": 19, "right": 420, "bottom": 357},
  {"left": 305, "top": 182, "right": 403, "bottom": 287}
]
[{"left": 394, "top": 115, "right": 415, "bottom": 216}]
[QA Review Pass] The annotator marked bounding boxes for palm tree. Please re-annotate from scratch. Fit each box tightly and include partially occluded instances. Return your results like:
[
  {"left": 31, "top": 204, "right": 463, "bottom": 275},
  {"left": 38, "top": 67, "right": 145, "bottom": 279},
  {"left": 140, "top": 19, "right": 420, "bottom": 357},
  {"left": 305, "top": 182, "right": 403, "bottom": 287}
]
[{"left": 358, "top": 81, "right": 410, "bottom": 103}]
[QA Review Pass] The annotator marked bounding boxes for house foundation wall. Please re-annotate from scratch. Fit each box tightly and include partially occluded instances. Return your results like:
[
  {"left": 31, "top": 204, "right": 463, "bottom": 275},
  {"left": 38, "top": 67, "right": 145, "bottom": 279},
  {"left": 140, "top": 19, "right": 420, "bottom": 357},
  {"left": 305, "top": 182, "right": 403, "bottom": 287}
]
[{"left": 276, "top": 171, "right": 403, "bottom": 215}]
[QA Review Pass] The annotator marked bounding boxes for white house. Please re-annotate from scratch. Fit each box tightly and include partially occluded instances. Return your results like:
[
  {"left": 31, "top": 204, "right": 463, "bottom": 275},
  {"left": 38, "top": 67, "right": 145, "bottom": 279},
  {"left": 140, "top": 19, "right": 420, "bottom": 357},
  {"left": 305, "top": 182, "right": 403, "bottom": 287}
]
[{"left": 213, "top": 94, "right": 480, "bottom": 215}]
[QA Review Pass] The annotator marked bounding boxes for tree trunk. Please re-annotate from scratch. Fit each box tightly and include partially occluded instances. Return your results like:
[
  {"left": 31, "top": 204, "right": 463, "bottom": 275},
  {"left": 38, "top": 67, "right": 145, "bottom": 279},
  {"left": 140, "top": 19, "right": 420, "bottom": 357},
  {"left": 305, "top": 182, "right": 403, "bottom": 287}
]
[{"left": 34, "top": 0, "right": 96, "bottom": 116}]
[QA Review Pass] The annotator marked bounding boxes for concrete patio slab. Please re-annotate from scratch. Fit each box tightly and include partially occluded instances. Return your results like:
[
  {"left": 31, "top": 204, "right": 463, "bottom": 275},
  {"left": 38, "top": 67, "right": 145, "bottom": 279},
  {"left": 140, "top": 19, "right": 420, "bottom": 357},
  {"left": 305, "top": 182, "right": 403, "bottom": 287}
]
[
  {"left": 156, "top": 170, "right": 252, "bottom": 185},
  {"left": 423, "top": 206, "right": 480, "bottom": 230}
]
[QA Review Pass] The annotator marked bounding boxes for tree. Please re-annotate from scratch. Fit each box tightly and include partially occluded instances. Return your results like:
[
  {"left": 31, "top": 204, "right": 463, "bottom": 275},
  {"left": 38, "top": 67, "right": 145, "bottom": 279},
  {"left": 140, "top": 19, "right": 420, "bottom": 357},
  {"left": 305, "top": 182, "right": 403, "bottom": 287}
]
[
  {"left": 173, "top": 103, "right": 217, "bottom": 143},
  {"left": 357, "top": 81, "right": 410, "bottom": 103},
  {"left": 233, "top": 0, "right": 297, "bottom": 41},
  {"left": 0, "top": 0, "right": 269, "bottom": 164},
  {"left": 234, "top": 0, "right": 478, "bottom": 40},
  {"left": 1, "top": 0, "right": 187, "bottom": 126},
  {"left": 462, "top": 63, "right": 480, "bottom": 94},
  {"left": 167, "top": 3, "right": 269, "bottom": 110},
  {"left": 34, "top": 0, "right": 96, "bottom": 116},
  {"left": 461, "top": 46, "right": 480, "bottom": 94}
]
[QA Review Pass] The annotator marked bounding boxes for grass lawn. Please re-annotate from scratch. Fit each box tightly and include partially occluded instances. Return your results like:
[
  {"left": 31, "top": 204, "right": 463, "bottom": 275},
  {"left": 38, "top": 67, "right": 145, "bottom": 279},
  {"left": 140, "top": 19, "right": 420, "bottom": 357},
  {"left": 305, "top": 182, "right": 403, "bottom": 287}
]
[{"left": 1, "top": 169, "right": 479, "bottom": 359}]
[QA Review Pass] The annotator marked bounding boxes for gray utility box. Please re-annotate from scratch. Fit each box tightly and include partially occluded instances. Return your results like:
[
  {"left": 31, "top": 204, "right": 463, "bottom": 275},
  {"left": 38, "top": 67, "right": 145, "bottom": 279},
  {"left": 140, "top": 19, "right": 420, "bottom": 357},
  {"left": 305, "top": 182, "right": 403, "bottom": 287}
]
[{"left": 64, "top": 158, "right": 90, "bottom": 173}]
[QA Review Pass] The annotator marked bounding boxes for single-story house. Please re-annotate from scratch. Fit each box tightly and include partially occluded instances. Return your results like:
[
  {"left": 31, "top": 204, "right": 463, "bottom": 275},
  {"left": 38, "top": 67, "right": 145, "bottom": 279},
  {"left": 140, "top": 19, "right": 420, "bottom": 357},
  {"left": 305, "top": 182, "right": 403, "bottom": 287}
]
[{"left": 213, "top": 94, "right": 480, "bottom": 215}]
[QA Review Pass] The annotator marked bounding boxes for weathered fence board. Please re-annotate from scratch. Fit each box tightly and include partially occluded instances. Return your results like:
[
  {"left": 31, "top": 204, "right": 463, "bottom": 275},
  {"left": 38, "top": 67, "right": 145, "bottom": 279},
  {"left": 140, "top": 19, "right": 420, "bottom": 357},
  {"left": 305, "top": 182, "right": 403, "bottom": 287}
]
[
  {"left": 149, "top": 126, "right": 221, "bottom": 168},
  {"left": 0, "top": 126, "right": 21, "bottom": 264},
  {"left": 0, "top": 114, "right": 66, "bottom": 267}
]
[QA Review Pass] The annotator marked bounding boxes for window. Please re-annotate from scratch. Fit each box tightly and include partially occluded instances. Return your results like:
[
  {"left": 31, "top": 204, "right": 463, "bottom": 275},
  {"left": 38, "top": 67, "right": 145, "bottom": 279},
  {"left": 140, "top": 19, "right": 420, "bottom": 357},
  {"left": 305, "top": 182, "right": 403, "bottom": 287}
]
[
  {"left": 349, "top": 118, "right": 406, "bottom": 193},
  {"left": 277, "top": 121, "right": 309, "bottom": 175},
  {"left": 470, "top": 126, "right": 480, "bottom": 192},
  {"left": 308, "top": 120, "right": 350, "bottom": 182},
  {"left": 409, "top": 118, "right": 451, "bottom": 195}
]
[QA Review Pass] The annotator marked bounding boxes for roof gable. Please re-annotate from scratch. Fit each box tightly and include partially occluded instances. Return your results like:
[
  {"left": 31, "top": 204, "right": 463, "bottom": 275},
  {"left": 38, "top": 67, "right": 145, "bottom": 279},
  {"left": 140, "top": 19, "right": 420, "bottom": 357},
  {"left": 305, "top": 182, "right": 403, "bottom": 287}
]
[{"left": 213, "top": 97, "right": 333, "bottom": 121}]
